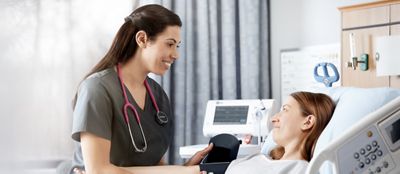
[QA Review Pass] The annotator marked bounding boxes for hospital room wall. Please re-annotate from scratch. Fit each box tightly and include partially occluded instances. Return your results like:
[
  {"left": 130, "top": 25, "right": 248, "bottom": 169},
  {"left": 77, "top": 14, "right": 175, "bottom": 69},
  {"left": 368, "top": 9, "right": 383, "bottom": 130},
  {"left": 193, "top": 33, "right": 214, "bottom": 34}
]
[{"left": 270, "top": 0, "right": 376, "bottom": 105}]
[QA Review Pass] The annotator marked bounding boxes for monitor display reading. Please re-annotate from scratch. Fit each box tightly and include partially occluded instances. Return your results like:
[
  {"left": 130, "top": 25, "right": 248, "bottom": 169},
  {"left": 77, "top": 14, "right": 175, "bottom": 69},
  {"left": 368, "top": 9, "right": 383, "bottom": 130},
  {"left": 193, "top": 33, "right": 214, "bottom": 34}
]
[
  {"left": 385, "top": 118, "right": 400, "bottom": 144},
  {"left": 213, "top": 106, "right": 249, "bottom": 125}
]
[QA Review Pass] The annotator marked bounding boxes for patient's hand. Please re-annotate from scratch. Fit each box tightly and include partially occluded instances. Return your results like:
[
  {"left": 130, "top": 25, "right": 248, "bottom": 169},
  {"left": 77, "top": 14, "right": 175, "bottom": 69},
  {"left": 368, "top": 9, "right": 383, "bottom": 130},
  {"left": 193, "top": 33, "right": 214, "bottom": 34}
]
[
  {"left": 73, "top": 168, "right": 85, "bottom": 174},
  {"left": 184, "top": 143, "right": 214, "bottom": 166},
  {"left": 243, "top": 134, "right": 252, "bottom": 144}
]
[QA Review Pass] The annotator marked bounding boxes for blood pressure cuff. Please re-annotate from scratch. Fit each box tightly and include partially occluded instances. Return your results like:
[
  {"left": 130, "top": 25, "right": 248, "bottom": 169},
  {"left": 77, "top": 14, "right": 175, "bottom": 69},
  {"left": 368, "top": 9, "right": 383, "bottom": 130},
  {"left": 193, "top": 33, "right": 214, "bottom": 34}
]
[{"left": 200, "top": 134, "right": 240, "bottom": 174}]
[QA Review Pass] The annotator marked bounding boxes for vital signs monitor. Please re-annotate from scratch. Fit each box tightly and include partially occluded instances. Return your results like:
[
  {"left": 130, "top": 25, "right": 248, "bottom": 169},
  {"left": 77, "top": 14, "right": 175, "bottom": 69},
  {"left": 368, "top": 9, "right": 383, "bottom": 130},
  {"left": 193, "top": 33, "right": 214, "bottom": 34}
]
[
  {"left": 179, "top": 99, "right": 277, "bottom": 159},
  {"left": 202, "top": 99, "right": 277, "bottom": 137}
]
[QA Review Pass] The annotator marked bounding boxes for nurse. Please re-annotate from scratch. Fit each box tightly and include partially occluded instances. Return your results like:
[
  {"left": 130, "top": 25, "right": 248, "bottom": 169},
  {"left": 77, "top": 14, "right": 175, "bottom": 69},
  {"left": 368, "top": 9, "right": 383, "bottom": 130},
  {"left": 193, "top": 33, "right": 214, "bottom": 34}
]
[
  {"left": 224, "top": 91, "right": 335, "bottom": 174},
  {"left": 69, "top": 4, "right": 212, "bottom": 174}
]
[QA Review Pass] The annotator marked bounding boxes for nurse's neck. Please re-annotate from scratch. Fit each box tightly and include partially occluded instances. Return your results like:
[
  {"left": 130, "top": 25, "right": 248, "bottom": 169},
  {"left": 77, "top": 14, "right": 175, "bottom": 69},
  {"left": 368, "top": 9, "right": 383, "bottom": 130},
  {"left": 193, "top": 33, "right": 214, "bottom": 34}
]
[{"left": 119, "top": 57, "right": 149, "bottom": 88}]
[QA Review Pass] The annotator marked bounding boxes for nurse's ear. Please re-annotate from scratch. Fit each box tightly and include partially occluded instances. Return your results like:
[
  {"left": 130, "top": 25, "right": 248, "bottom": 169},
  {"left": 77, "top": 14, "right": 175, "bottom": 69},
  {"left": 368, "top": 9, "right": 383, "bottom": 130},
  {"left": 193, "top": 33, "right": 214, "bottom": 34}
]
[
  {"left": 301, "top": 115, "right": 316, "bottom": 131},
  {"left": 136, "top": 30, "right": 148, "bottom": 48}
]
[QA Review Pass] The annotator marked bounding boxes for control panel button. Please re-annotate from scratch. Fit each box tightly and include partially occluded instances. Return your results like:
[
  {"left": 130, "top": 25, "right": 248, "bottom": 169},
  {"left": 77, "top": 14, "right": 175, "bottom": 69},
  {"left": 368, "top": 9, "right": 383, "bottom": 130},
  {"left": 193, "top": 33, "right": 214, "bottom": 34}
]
[
  {"left": 371, "top": 154, "right": 377, "bottom": 160},
  {"left": 365, "top": 158, "right": 371, "bottom": 164},
  {"left": 359, "top": 162, "right": 365, "bottom": 168},
  {"left": 372, "top": 140, "right": 378, "bottom": 147},
  {"left": 366, "top": 145, "right": 372, "bottom": 151},
  {"left": 354, "top": 153, "right": 360, "bottom": 159},
  {"left": 377, "top": 150, "right": 383, "bottom": 156},
  {"left": 383, "top": 161, "right": 389, "bottom": 168},
  {"left": 376, "top": 167, "right": 381, "bottom": 173},
  {"left": 360, "top": 148, "right": 366, "bottom": 155}
]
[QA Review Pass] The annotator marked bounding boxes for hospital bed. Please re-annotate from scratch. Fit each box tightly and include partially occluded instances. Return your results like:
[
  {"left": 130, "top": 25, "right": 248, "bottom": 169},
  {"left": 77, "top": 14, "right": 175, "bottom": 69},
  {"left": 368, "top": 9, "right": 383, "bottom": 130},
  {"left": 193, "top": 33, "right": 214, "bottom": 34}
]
[
  {"left": 183, "top": 87, "right": 400, "bottom": 174},
  {"left": 303, "top": 87, "right": 400, "bottom": 174},
  {"left": 266, "top": 87, "right": 400, "bottom": 174},
  {"left": 307, "top": 91, "right": 400, "bottom": 174}
]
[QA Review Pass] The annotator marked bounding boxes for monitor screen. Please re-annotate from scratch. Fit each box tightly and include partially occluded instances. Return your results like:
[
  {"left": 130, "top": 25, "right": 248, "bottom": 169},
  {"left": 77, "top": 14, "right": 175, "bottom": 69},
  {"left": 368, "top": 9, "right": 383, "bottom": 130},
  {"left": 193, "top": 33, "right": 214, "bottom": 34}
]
[
  {"left": 213, "top": 106, "right": 249, "bottom": 125},
  {"left": 385, "top": 118, "right": 400, "bottom": 144}
]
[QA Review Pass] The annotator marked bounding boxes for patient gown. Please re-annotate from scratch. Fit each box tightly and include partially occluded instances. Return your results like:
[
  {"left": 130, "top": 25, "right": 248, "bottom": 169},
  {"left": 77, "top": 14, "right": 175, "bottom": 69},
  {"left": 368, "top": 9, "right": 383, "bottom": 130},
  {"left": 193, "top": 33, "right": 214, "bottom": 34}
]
[{"left": 225, "top": 153, "right": 308, "bottom": 174}]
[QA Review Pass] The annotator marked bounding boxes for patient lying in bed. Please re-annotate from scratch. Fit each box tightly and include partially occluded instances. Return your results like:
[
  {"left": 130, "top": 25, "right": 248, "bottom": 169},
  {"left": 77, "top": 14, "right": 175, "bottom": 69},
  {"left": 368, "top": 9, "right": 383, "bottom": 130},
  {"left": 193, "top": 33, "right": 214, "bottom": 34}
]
[{"left": 224, "top": 91, "right": 335, "bottom": 174}]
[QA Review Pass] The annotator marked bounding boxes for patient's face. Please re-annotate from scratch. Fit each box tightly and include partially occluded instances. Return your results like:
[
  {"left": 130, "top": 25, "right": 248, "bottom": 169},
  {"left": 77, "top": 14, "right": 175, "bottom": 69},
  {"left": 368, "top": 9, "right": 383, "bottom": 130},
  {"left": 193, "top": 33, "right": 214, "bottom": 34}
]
[{"left": 271, "top": 96, "right": 306, "bottom": 146}]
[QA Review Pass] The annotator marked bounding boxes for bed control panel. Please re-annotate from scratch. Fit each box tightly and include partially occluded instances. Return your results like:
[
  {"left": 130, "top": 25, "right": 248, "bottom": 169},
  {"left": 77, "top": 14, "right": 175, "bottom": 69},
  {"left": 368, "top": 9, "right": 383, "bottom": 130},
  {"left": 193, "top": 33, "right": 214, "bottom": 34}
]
[
  {"left": 336, "top": 108, "right": 400, "bottom": 174},
  {"left": 337, "top": 126, "right": 395, "bottom": 174}
]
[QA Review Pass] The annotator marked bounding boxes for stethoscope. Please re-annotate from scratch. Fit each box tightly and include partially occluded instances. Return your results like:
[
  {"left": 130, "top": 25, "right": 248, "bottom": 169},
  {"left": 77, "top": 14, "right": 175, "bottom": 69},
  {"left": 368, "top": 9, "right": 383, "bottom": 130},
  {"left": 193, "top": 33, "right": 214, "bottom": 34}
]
[{"left": 117, "top": 64, "right": 168, "bottom": 153}]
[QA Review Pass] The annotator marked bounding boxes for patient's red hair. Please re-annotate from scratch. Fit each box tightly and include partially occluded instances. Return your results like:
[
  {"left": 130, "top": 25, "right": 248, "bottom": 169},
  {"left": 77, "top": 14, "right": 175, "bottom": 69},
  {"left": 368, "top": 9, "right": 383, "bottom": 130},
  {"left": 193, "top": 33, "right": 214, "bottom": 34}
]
[{"left": 270, "top": 91, "right": 335, "bottom": 161}]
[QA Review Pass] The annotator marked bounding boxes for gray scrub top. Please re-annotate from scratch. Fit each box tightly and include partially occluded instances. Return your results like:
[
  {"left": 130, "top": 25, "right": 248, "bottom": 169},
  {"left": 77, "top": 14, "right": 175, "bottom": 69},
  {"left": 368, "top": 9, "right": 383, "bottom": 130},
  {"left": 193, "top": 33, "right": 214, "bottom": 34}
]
[{"left": 71, "top": 68, "right": 173, "bottom": 168}]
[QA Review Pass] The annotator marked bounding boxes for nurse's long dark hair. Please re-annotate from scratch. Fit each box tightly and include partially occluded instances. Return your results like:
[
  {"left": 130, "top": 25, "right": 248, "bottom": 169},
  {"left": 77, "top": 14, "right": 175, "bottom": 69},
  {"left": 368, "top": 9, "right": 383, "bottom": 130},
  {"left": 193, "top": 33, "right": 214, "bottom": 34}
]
[
  {"left": 270, "top": 92, "right": 335, "bottom": 161},
  {"left": 72, "top": 4, "right": 181, "bottom": 109}
]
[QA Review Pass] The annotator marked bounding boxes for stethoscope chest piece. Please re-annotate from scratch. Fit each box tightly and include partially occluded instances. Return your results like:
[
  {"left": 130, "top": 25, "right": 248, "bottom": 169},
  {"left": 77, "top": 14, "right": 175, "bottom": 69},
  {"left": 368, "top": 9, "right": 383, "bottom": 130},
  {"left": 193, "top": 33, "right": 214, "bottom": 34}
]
[{"left": 156, "top": 111, "right": 168, "bottom": 126}]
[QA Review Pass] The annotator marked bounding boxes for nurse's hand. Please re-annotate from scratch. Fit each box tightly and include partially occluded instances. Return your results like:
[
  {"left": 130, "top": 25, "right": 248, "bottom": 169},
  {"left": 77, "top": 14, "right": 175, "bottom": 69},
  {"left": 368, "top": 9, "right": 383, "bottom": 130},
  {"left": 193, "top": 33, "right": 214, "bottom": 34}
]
[{"left": 184, "top": 143, "right": 213, "bottom": 166}]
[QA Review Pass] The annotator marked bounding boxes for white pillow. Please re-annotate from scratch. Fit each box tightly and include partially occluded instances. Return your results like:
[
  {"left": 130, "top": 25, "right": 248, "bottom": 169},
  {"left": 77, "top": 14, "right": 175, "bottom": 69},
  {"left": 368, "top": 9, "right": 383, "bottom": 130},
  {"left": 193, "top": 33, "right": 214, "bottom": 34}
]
[{"left": 261, "top": 130, "right": 276, "bottom": 155}]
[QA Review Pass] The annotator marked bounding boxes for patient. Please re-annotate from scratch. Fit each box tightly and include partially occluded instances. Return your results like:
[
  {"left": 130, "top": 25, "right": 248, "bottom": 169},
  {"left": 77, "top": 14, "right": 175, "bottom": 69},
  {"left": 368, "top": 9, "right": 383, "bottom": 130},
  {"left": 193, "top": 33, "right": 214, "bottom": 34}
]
[{"left": 224, "top": 91, "right": 335, "bottom": 174}]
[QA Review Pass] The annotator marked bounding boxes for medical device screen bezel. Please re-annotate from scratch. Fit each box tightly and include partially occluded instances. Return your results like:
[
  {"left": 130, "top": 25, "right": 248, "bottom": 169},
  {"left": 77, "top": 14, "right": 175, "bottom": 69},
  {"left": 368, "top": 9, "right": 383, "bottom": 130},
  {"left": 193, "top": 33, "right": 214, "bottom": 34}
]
[{"left": 203, "top": 99, "right": 276, "bottom": 137}]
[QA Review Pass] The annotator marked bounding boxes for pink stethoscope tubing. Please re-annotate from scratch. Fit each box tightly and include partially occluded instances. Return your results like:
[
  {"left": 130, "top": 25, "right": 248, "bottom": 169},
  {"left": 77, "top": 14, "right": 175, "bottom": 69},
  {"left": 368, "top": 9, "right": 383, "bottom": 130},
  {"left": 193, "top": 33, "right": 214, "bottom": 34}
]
[{"left": 116, "top": 64, "right": 162, "bottom": 152}]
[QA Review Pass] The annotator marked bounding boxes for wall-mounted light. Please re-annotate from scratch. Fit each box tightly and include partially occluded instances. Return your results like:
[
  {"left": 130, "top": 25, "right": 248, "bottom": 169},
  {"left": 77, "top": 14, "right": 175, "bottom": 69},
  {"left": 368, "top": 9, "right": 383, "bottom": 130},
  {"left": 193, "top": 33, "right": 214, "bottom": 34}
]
[{"left": 375, "top": 35, "right": 400, "bottom": 76}]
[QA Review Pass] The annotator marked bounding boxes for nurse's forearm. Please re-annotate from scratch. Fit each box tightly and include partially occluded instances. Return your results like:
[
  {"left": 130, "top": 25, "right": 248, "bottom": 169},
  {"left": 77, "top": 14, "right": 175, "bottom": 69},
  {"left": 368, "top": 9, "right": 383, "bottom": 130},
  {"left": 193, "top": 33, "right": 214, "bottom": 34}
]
[
  {"left": 82, "top": 163, "right": 133, "bottom": 174},
  {"left": 124, "top": 165, "right": 200, "bottom": 174}
]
